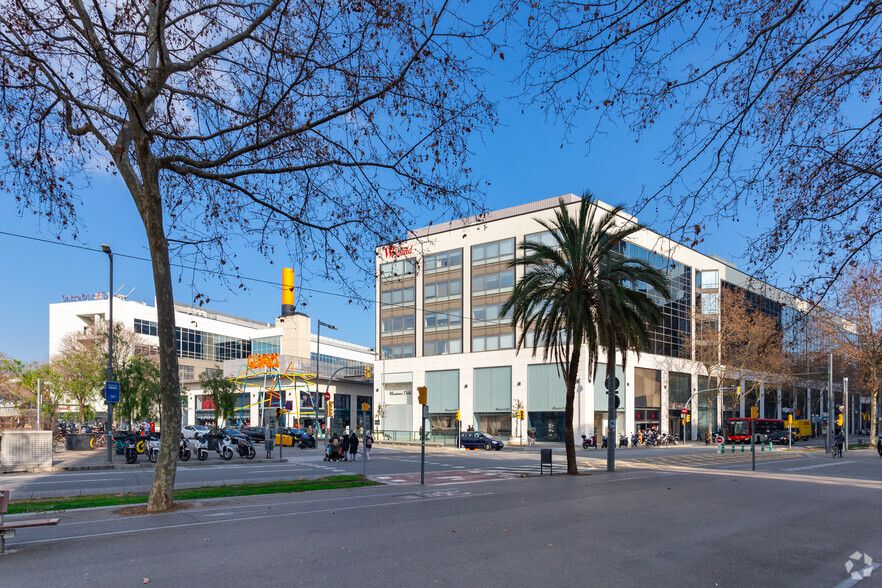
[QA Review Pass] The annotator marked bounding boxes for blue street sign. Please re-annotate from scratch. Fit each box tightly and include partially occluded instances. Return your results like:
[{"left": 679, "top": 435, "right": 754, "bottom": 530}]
[{"left": 105, "top": 381, "right": 120, "bottom": 404}]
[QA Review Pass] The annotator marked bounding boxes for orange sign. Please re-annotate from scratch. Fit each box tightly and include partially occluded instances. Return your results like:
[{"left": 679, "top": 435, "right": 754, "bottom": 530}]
[{"left": 248, "top": 353, "right": 279, "bottom": 370}]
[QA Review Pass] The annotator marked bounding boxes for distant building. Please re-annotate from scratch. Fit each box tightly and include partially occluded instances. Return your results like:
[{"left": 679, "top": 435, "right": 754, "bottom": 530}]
[
  {"left": 374, "top": 194, "right": 840, "bottom": 442},
  {"left": 49, "top": 285, "right": 373, "bottom": 432}
]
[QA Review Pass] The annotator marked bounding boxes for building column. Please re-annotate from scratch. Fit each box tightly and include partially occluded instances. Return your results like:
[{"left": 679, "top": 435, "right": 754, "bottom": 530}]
[
  {"left": 759, "top": 383, "right": 765, "bottom": 418},
  {"left": 660, "top": 370, "right": 670, "bottom": 435},
  {"left": 777, "top": 385, "right": 782, "bottom": 419}
]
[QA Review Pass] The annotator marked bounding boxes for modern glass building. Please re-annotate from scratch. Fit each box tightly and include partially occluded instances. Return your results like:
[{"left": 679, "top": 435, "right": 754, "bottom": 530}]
[{"left": 374, "top": 194, "right": 827, "bottom": 442}]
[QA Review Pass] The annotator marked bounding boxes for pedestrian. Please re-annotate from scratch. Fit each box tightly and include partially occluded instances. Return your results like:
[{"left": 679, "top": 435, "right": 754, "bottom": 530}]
[
  {"left": 358, "top": 425, "right": 364, "bottom": 436},
  {"left": 340, "top": 431, "right": 351, "bottom": 460},
  {"left": 704, "top": 430, "right": 711, "bottom": 445},
  {"left": 365, "top": 430, "right": 373, "bottom": 461},
  {"left": 349, "top": 431, "right": 359, "bottom": 461}
]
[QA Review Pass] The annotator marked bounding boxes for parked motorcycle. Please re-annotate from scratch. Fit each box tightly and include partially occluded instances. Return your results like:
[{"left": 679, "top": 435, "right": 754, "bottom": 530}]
[
  {"left": 193, "top": 434, "right": 209, "bottom": 461},
  {"left": 235, "top": 436, "right": 256, "bottom": 460},
  {"left": 146, "top": 436, "right": 160, "bottom": 463},
  {"left": 179, "top": 436, "right": 191, "bottom": 461},
  {"left": 124, "top": 435, "right": 139, "bottom": 464},
  {"left": 216, "top": 434, "right": 234, "bottom": 461},
  {"left": 601, "top": 436, "right": 608, "bottom": 449},
  {"left": 581, "top": 434, "right": 597, "bottom": 449},
  {"left": 619, "top": 434, "right": 628, "bottom": 448}
]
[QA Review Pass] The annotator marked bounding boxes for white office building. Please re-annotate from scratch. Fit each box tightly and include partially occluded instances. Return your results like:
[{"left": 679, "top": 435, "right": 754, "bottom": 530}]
[{"left": 374, "top": 194, "right": 827, "bottom": 443}]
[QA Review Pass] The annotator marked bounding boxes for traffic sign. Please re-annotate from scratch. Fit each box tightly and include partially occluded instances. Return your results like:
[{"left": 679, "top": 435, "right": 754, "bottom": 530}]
[
  {"left": 714, "top": 435, "right": 724, "bottom": 444},
  {"left": 324, "top": 392, "right": 331, "bottom": 401},
  {"left": 681, "top": 408, "right": 688, "bottom": 415},
  {"left": 285, "top": 400, "right": 293, "bottom": 410},
  {"left": 104, "top": 381, "right": 120, "bottom": 404},
  {"left": 605, "top": 376, "right": 620, "bottom": 393}
]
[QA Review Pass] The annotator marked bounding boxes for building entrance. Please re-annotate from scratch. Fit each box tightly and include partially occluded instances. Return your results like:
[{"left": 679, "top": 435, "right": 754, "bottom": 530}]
[{"left": 528, "top": 411, "right": 564, "bottom": 442}]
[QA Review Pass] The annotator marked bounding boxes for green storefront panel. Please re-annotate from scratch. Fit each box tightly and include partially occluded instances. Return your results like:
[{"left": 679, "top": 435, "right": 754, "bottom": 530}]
[
  {"left": 474, "top": 366, "right": 512, "bottom": 412},
  {"left": 425, "top": 369, "right": 459, "bottom": 412}
]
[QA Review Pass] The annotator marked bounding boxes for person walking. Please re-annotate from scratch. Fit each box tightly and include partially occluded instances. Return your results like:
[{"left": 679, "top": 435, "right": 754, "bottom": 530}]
[
  {"left": 364, "top": 430, "right": 373, "bottom": 461},
  {"left": 349, "top": 431, "right": 359, "bottom": 462},
  {"left": 704, "top": 430, "right": 711, "bottom": 445}
]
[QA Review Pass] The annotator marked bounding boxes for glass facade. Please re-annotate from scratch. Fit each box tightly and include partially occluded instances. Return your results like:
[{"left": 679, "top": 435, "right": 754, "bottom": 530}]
[
  {"left": 134, "top": 318, "right": 157, "bottom": 336},
  {"left": 252, "top": 336, "right": 281, "bottom": 355},
  {"left": 613, "top": 240, "right": 692, "bottom": 357}
]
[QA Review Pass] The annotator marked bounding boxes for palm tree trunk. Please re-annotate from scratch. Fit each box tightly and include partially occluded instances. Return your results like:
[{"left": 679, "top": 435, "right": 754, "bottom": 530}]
[
  {"left": 606, "top": 337, "right": 617, "bottom": 472},
  {"left": 564, "top": 343, "right": 580, "bottom": 475}
]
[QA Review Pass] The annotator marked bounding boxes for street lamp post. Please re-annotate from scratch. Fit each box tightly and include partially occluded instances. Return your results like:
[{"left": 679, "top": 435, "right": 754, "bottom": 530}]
[
  {"left": 315, "top": 320, "right": 337, "bottom": 441},
  {"left": 100, "top": 244, "right": 114, "bottom": 464}
]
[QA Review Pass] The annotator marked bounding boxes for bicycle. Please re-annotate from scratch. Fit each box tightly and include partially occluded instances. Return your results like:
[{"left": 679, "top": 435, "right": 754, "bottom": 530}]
[
  {"left": 90, "top": 434, "right": 108, "bottom": 449},
  {"left": 53, "top": 433, "right": 66, "bottom": 453}
]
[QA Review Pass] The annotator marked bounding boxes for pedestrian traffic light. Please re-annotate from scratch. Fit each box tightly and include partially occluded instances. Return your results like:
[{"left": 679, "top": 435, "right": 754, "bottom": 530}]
[
  {"left": 417, "top": 386, "right": 427, "bottom": 405},
  {"left": 328, "top": 401, "right": 334, "bottom": 417},
  {"left": 455, "top": 410, "right": 461, "bottom": 421}
]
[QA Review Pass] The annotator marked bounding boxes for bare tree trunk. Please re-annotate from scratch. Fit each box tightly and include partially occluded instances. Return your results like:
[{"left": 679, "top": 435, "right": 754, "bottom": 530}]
[
  {"left": 871, "top": 387, "right": 878, "bottom": 447},
  {"left": 135, "top": 180, "right": 181, "bottom": 512}
]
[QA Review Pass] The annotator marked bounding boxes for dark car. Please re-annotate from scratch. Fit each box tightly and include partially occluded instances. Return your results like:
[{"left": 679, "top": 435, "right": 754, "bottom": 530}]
[
  {"left": 768, "top": 430, "right": 796, "bottom": 445},
  {"left": 240, "top": 427, "right": 266, "bottom": 443},
  {"left": 460, "top": 431, "right": 504, "bottom": 450},
  {"left": 275, "top": 428, "right": 315, "bottom": 448}
]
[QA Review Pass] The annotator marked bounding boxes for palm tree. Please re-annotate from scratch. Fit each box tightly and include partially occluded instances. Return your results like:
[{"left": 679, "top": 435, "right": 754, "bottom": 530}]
[{"left": 502, "top": 194, "right": 671, "bottom": 474}]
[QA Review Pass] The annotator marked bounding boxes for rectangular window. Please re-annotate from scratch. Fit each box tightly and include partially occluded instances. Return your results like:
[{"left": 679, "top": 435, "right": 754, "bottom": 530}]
[
  {"left": 380, "top": 259, "right": 416, "bottom": 280},
  {"left": 381, "top": 315, "right": 416, "bottom": 334},
  {"left": 472, "top": 333, "right": 514, "bottom": 352},
  {"left": 472, "top": 238, "right": 515, "bottom": 265},
  {"left": 634, "top": 367, "right": 661, "bottom": 407},
  {"left": 424, "top": 309, "right": 462, "bottom": 330},
  {"left": 381, "top": 287, "right": 415, "bottom": 306},
  {"left": 381, "top": 343, "right": 415, "bottom": 359},
  {"left": 424, "top": 338, "right": 462, "bottom": 356},
  {"left": 179, "top": 364, "right": 195, "bottom": 381},
  {"left": 425, "top": 249, "right": 463, "bottom": 273},
  {"left": 134, "top": 318, "right": 158, "bottom": 336},
  {"left": 425, "top": 279, "right": 461, "bottom": 301},
  {"left": 473, "top": 302, "right": 512, "bottom": 326},
  {"left": 425, "top": 369, "right": 459, "bottom": 412},
  {"left": 472, "top": 270, "right": 515, "bottom": 295},
  {"left": 697, "top": 270, "right": 720, "bottom": 290},
  {"left": 473, "top": 366, "right": 512, "bottom": 412},
  {"left": 669, "top": 372, "right": 692, "bottom": 405}
]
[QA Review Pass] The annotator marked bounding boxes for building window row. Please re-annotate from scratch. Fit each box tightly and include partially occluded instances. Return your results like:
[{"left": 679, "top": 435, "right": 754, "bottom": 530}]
[
  {"left": 472, "top": 238, "right": 515, "bottom": 265},
  {"left": 472, "top": 269, "right": 515, "bottom": 295},
  {"left": 424, "top": 309, "right": 461, "bottom": 330},
  {"left": 381, "top": 314, "right": 416, "bottom": 334},
  {"left": 381, "top": 286, "right": 415, "bottom": 306},
  {"left": 425, "top": 249, "right": 462, "bottom": 273},
  {"left": 134, "top": 318, "right": 158, "bottom": 336},
  {"left": 425, "top": 278, "right": 462, "bottom": 301},
  {"left": 473, "top": 302, "right": 512, "bottom": 326},
  {"left": 424, "top": 338, "right": 462, "bottom": 356},
  {"left": 473, "top": 333, "right": 515, "bottom": 352},
  {"left": 380, "top": 258, "right": 416, "bottom": 281},
  {"left": 381, "top": 343, "right": 415, "bottom": 359}
]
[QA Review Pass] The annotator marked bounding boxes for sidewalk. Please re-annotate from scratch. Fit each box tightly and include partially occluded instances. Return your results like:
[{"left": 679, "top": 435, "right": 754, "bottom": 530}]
[{"left": 1, "top": 448, "right": 283, "bottom": 473}]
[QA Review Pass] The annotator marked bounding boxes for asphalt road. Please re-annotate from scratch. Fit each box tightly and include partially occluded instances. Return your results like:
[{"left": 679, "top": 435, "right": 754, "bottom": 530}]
[
  {"left": 3, "top": 443, "right": 881, "bottom": 499},
  {"left": 2, "top": 448, "right": 881, "bottom": 587}
]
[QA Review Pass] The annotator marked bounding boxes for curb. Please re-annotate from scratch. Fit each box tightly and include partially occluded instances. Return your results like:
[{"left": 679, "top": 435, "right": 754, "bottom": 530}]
[{"left": 1, "top": 458, "right": 285, "bottom": 474}]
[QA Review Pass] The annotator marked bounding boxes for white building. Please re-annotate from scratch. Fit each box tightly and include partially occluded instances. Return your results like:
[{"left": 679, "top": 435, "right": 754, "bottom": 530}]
[
  {"left": 49, "top": 292, "right": 374, "bottom": 432},
  {"left": 374, "top": 194, "right": 828, "bottom": 443}
]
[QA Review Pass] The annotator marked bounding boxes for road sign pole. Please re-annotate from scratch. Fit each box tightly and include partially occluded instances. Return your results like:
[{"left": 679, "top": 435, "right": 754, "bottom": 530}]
[
  {"left": 420, "top": 404, "right": 427, "bottom": 485},
  {"left": 751, "top": 418, "right": 756, "bottom": 471}
]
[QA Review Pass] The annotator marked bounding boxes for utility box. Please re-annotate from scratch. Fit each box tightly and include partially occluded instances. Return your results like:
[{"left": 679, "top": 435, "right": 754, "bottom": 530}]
[
  {"left": 540, "top": 448, "right": 553, "bottom": 475},
  {"left": 1, "top": 431, "right": 52, "bottom": 472}
]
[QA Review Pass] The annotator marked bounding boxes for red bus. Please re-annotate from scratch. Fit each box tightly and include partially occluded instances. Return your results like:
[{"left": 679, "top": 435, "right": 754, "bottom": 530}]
[{"left": 726, "top": 418, "right": 785, "bottom": 442}]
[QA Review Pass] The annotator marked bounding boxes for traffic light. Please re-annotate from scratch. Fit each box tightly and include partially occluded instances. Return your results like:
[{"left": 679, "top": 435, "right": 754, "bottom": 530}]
[
  {"left": 455, "top": 410, "right": 461, "bottom": 421},
  {"left": 750, "top": 406, "right": 759, "bottom": 419},
  {"left": 275, "top": 408, "right": 281, "bottom": 418},
  {"left": 837, "top": 414, "right": 843, "bottom": 427},
  {"left": 365, "top": 366, "right": 371, "bottom": 379},
  {"left": 517, "top": 409, "right": 525, "bottom": 420},
  {"left": 328, "top": 401, "right": 334, "bottom": 417},
  {"left": 417, "top": 386, "right": 427, "bottom": 405},
  {"left": 737, "top": 385, "right": 741, "bottom": 397},
  {"left": 686, "top": 414, "right": 691, "bottom": 423}
]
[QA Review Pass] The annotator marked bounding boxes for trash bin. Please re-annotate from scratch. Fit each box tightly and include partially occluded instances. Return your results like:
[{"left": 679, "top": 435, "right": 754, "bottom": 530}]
[
  {"left": 66, "top": 434, "right": 95, "bottom": 451},
  {"left": 540, "top": 448, "right": 553, "bottom": 475}
]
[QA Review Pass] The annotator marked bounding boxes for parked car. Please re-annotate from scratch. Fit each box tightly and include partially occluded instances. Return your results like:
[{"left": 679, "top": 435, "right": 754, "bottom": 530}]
[
  {"left": 460, "top": 431, "right": 504, "bottom": 450},
  {"left": 240, "top": 427, "right": 266, "bottom": 443},
  {"left": 182, "top": 425, "right": 209, "bottom": 439}
]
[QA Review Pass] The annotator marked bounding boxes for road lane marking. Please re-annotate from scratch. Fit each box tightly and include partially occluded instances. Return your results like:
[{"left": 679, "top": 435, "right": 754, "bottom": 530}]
[{"left": 784, "top": 461, "right": 856, "bottom": 471}]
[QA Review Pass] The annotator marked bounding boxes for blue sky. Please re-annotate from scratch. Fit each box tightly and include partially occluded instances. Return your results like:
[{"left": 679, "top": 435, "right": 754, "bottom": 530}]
[{"left": 0, "top": 33, "right": 761, "bottom": 364}]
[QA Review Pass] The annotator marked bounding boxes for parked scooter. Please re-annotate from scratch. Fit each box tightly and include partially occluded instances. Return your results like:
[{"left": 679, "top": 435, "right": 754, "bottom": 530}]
[
  {"left": 193, "top": 434, "right": 209, "bottom": 461},
  {"left": 601, "top": 435, "right": 608, "bottom": 449},
  {"left": 146, "top": 435, "right": 160, "bottom": 463},
  {"left": 581, "top": 434, "right": 597, "bottom": 449},
  {"left": 235, "top": 436, "right": 256, "bottom": 460},
  {"left": 179, "top": 435, "right": 191, "bottom": 461},
  {"left": 630, "top": 433, "right": 639, "bottom": 447},
  {"left": 619, "top": 434, "right": 628, "bottom": 448},
  {"left": 216, "top": 434, "right": 234, "bottom": 460},
  {"left": 124, "top": 435, "right": 139, "bottom": 464}
]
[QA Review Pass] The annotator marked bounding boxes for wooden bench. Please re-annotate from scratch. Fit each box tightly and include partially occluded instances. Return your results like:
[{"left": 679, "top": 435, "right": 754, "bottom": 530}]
[{"left": 0, "top": 489, "right": 60, "bottom": 554}]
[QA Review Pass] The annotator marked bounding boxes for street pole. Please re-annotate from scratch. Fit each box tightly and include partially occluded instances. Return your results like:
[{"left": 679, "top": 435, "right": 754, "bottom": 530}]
[
  {"left": 37, "top": 379, "right": 42, "bottom": 431},
  {"left": 842, "top": 378, "right": 851, "bottom": 451},
  {"left": 101, "top": 244, "right": 114, "bottom": 464},
  {"left": 827, "top": 353, "right": 833, "bottom": 454},
  {"left": 751, "top": 416, "right": 756, "bottom": 471},
  {"left": 315, "top": 320, "right": 337, "bottom": 442},
  {"left": 420, "top": 404, "right": 427, "bottom": 485}
]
